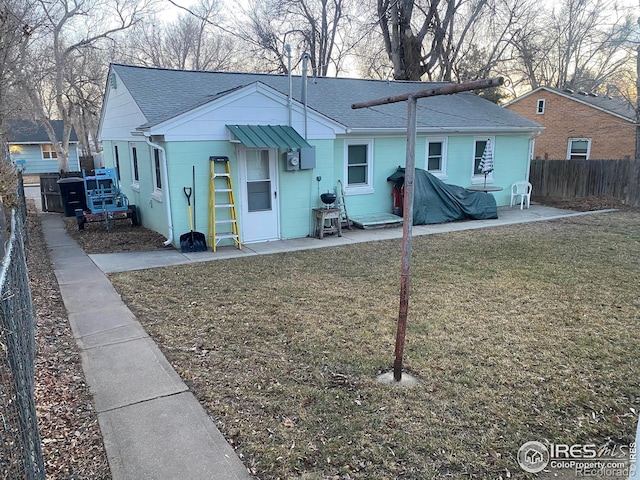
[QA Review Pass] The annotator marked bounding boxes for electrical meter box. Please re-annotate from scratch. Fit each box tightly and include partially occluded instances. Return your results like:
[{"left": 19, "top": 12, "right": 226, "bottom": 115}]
[{"left": 284, "top": 151, "right": 300, "bottom": 171}]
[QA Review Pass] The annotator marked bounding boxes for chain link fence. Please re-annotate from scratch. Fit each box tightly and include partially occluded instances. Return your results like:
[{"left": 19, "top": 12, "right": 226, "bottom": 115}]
[{"left": 0, "top": 175, "right": 45, "bottom": 479}]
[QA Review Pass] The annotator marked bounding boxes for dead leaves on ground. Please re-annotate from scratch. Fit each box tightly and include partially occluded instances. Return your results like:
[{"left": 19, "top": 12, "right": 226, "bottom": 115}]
[{"left": 27, "top": 208, "right": 111, "bottom": 479}]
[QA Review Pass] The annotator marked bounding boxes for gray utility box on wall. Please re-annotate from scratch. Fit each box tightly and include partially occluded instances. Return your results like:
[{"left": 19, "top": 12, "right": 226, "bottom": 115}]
[{"left": 300, "top": 146, "right": 316, "bottom": 170}]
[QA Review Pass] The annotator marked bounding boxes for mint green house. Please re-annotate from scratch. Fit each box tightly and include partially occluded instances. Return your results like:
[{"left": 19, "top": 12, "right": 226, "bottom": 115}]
[{"left": 98, "top": 64, "right": 541, "bottom": 249}]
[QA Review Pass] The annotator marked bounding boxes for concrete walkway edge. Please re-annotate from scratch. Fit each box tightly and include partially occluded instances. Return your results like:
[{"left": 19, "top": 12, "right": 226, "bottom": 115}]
[
  {"left": 88, "top": 205, "right": 618, "bottom": 274},
  {"left": 40, "top": 213, "right": 252, "bottom": 480}
]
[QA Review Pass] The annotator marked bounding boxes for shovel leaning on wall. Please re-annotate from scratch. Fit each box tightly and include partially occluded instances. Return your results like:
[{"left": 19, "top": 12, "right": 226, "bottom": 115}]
[{"left": 180, "top": 184, "right": 207, "bottom": 253}]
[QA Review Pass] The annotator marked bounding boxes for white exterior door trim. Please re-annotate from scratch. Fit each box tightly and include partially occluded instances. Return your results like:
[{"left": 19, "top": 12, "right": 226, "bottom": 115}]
[{"left": 237, "top": 147, "right": 280, "bottom": 244}]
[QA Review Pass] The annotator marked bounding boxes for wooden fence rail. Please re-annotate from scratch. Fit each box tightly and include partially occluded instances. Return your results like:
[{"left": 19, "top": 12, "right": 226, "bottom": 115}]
[{"left": 530, "top": 159, "right": 640, "bottom": 207}]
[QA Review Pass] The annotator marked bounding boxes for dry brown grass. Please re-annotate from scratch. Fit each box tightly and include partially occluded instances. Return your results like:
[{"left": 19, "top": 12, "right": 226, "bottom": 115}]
[{"left": 109, "top": 210, "right": 640, "bottom": 479}]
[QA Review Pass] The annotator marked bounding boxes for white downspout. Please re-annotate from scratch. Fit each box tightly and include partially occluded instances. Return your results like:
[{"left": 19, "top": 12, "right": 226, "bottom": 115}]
[
  {"left": 145, "top": 135, "right": 174, "bottom": 247},
  {"left": 527, "top": 130, "right": 542, "bottom": 183}
]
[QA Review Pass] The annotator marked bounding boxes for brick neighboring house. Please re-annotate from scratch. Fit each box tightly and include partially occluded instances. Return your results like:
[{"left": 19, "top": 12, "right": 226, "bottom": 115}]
[{"left": 504, "top": 86, "right": 637, "bottom": 160}]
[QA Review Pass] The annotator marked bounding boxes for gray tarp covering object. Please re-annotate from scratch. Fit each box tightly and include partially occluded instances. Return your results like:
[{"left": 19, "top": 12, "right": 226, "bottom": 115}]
[{"left": 387, "top": 167, "right": 498, "bottom": 225}]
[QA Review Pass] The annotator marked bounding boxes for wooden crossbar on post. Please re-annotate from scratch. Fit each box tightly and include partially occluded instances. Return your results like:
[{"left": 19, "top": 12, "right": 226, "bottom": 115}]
[
  {"left": 352, "top": 77, "right": 504, "bottom": 382},
  {"left": 351, "top": 78, "right": 504, "bottom": 109}
]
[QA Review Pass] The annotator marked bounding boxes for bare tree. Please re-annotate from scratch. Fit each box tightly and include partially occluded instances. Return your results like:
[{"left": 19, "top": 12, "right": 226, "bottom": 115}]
[
  {"left": 376, "top": 0, "right": 492, "bottom": 81},
  {"left": 119, "top": 14, "right": 167, "bottom": 67},
  {"left": 507, "top": 0, "right": 636, "bottom": 93},
  {"left": 237, "top": 0, "right": 291, "bottom": 73},
  {"left": 122, "top": 0, "right": 241, "bottom": 72},
  {"left": 66, "top": 44, "right": 115, "bottom": 155},
  {"left": 236, "top": 0, "right": 354, "bottom": 77},
  {"left": 13, "top": 0, "right": 152, "bottom": 172},
  {"left": 0, "top": 0, "right": 41, "bottom": 163},
  {"left": 285, "top": 0, "right": 352, "bottom": 76}
]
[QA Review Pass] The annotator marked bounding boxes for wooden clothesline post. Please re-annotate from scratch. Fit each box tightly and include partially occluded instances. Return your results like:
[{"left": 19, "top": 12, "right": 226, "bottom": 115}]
[{"left": 352, "top": 77, "right": 504, "bottom": 382}]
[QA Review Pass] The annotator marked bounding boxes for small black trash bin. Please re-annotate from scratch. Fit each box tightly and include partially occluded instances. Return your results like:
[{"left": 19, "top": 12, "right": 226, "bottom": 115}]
[{"left": 57, "top": 177, "right": 87, "bottom": 217}]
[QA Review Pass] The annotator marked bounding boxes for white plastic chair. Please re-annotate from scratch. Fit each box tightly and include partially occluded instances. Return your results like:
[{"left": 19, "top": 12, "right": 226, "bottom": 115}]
[{"left": 510, "top": 181, "right": 532, "bottom": 209}]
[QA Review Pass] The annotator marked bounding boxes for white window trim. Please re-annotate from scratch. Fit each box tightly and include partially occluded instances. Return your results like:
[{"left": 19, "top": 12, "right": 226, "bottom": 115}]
[
  {"left": 567, "top": 138, "right": 591, "bottom": 160},
  {"left": 41, "top": 144, "right": 58, "bottom": 160},
  {"left": 471, "top": 136, "right": 495, "bottom": 185},
  {"left": 130, "top": 143, "right": 140, "bottom": 192},
  {"left": 536, "top": 99, "right": 546, "bottom": 114},
  {"left": 114, "top": 144, "right": 121, "bottom": 181},
  {"left": 344, "top": 138, "right": 374, "bottom": 195},
  {"left": 425, "top": 137, "right": 448, "bottom": 180},
  {"left": 151, "top": 147, "right": 163, "bottom": 201}
]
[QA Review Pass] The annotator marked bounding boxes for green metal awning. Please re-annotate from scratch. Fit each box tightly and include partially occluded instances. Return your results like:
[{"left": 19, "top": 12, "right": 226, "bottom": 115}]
[{"left": 226, "top": 124, "right": 311, "bottom": 149}]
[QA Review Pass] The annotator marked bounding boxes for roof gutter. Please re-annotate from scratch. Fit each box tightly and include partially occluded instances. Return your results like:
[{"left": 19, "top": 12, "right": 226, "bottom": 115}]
[
  {"left": 144, "top": 135, "right": 174, "bottom": 247},
  {"left": 345, "top": 126, "right": 544, "bottom": 135}
]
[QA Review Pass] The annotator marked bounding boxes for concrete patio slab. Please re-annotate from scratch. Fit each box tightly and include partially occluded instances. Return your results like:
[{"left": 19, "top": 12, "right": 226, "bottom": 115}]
[
  {"left": 77, "top": 323, "right": 149, "bottom": 350},
  {"left": 48, "top": 244, "right": 92, "bottom": 265},
  {"left": 81, "top": 336, "right": 188, "bottom": 413},
  {"left": 58, "top": 281, "right": 123, "bottom": 313},
  {"left": 99, "top": 392, "right": 251, "bottom": 480},
  {"left": 88, "top": 204, "right": 618, "bottom": 274},
  {"left": 67, "top": 304, "right": 138, "bottom": 339},
  {"left": 55, "top": 255, "right": 106, "bottom": 285},
  {"left": 90, "top": 248, "right": 201, "bottom": 273}
]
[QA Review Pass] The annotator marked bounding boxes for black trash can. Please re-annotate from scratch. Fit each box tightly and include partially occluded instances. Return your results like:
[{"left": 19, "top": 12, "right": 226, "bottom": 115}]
[{"left": 57, "top": 177, "right": 87, "bottom": 217}]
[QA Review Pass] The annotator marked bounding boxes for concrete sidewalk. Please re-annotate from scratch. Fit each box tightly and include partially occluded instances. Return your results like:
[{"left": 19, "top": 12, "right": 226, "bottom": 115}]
[
  {"left": 89, "top": 204, "right": 616, "bottom": 274},
  {"left": 41, "top": 213, "right": 252, "bottom": 480}
]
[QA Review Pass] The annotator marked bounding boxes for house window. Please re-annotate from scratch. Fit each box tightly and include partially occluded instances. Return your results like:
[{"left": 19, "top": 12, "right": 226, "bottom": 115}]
[
  {"left": 567, "top": 138, "right": 590, "bottom": 160},
  {"left": 152, "top": 148, "right": 162, "bottom": 191},
  {"left": 472, "top": 137, "right": 495, "bottom": 183},
  {"left": 246, "top": 149, "right": 272, "bottom": 212},
  {"left": 425, "top": 137, "right": 447, "bottom": 178},
  {"left": 345, "top": 139, "right": 374, "bottom": 194},
  {"left": 536, "top": 99, "right": 545, "bottom": 114},
  {"left": 130, "top": 144, "right": 139, "bottom": 190},
  {"left": 42, "top": 144, "right": 58, "bottom": 160},
  {"left": 114, "top": 145, "right": 121, "bottom": 181}
]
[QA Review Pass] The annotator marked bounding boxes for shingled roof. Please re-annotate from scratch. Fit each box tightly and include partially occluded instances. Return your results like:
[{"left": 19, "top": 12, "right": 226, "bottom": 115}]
[
  {"left": 110, "top": 64, "right": 541, "bottom": 133},
  {"left": 506, "top": 86, "right": 637, "bottom": 122},
  {"left": 7, "top": 120, "right": 78, "bottom": 143}
]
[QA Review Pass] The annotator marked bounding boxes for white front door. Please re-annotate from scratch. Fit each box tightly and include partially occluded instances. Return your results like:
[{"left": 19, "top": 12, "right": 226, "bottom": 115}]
[{"left": 239, "top": 149, "right": 280, "bottom": 243}]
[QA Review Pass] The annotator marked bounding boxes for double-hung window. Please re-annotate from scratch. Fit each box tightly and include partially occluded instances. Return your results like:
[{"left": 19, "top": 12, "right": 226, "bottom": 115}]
[
  {"left": 130, "top": 144, "right": 139, "bottom": 190},
  {"left": 425, "top": 137, "right": 447, "bottom": 178},
  {"left": 152, "top": 148, "right": 162, "bottom": 194},
  {"left": 536, "top": 99, "right": 545, "bottom": 114},
  {"left": 472, "top": 137, "right": 495, "bottom": 184},
  {"left": 567, "top": 138, "right": 590, "bottom": 160},
  {"left": 114, "top": 145, "right": 121, "bottom": 181},
  {"left": 344, "top": 139, "right": 374, "bottom": 194},
  {"left": 42, "top": 144, "right": 57, "bottom": 160}
]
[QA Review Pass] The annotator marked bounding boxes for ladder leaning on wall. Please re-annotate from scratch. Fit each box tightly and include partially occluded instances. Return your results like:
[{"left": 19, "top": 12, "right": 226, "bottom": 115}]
[{"left": 208, "top": 156, "right": 241, "bottom": 252}]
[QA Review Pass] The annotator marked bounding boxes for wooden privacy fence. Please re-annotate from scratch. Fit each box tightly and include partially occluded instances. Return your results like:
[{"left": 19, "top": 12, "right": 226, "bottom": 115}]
[{"left": 530, "top": 159, "right": 640, "bottom": 207}]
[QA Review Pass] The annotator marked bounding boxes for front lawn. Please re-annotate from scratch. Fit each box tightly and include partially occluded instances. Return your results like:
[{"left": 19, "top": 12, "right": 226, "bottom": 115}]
[{"left": 110, "top": 210, "right": 640, "bottom": 479}]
